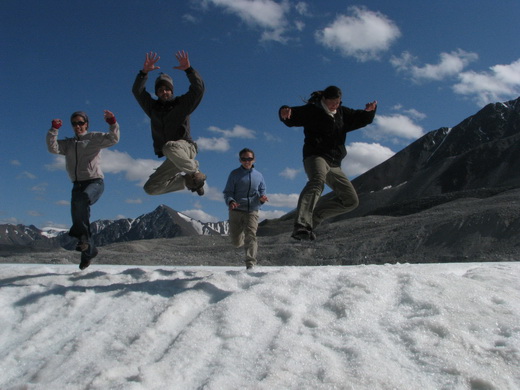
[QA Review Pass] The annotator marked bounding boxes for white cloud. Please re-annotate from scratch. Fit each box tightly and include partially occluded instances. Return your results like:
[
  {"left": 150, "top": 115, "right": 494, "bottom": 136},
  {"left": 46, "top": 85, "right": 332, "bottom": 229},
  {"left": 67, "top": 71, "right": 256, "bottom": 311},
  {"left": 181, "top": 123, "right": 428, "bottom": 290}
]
[
  {"left": 183, "top": 14, "right": 198, "bottom": 23},
  {"left": 125, "top": 198, "right": 143, "bottom": 204},
  {"left": 100, "top": 150, "right": 157, "bottom": 186},
  {"left": 18, "top": 171, "right": 36, "bottom": 180},
  {"left": 196, "top": 136, "right": 231, "bottom": 152},
  {"left": 259, "top": 209, "right": 287, "bottom": 221},
  {"left": 200, "top": 0, "right": 290, "bottom": 42},
  {"left": 201, "top": 184, "right": 226, "bottom": 202},
  {"left": 279, "top": 167, "right": 301, "bottom": 180},
  {"left": 371, "top": 114, "right": 425, "bottom": 140},
  {"left": 45, "top": 155, "right": 66, "bottom": 171},
  {"left": 391, "top": 49, "right": 478, "bottom": 82},
  {"left": 10, "top": 160, "right": 21, "bottom": 166},
  {"left": 294, "top": 2, "right": 308, "bottom": 16},
  {"left": 344, "top": 142, "right": 395, "bottom": 177},
  {"left": 208, "top": 125, "right": 256, "bottom": 139},
  {"left": 266, "top": 193, "right": 299, "bottom": 208},
  {"left": 198, "top": 124, "right": 257, "bottom": 152},
  {"left": 315, "top": 6, "right": 400, "bottom": 61},
  {"left": 31, "top": 183, "right": 48, "bottom": 194},
  {"left": 453, "top": 58, "right": 520, "bottom": 106},
  {"left": 181, "top": 208, "right": 220, "bottom": 223}
]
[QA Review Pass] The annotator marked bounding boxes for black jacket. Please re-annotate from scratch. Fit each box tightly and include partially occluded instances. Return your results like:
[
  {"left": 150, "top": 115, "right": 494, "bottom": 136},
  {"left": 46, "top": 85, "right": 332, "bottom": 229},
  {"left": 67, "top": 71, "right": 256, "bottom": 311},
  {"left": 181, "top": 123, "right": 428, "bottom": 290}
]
[
  {"left": 132, "top": 67, "right": 205, "bottom": 157},
  {"left": 279, "top": 100, "right": 375, "bottom": 167}
]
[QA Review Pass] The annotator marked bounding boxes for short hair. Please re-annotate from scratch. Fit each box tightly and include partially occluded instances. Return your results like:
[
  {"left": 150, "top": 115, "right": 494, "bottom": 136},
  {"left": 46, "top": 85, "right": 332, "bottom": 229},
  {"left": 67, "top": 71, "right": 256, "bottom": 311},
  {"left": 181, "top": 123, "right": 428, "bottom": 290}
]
[{"left": 239, "top": 148, "right": 255, "bottom": 158}]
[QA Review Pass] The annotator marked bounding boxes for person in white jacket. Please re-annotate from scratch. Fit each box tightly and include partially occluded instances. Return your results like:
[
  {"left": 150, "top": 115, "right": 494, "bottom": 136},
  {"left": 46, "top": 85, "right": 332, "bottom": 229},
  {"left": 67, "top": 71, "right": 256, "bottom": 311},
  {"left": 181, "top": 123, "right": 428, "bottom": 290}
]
[{"left": 46, "top": 110, "right": 120, "bottom": 270}]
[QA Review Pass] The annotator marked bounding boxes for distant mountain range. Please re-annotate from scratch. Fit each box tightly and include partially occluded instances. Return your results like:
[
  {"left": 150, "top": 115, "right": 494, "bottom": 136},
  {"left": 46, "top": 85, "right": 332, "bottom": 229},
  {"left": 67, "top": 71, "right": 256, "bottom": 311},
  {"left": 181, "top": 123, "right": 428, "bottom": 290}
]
[
  {"left": 2, "top": 96, "right": 519, "bottom": 253},
  {"left": 0, "top": 205, "right": 228, "bottom": 251}
]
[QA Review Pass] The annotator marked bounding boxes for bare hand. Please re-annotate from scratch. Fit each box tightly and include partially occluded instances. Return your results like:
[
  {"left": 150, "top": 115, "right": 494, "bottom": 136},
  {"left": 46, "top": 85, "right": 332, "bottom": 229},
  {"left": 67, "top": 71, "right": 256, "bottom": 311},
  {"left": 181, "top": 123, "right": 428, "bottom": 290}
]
[
  {"left": 365, "top": 101, "right": 378, "bottom": 111},
  {"left": 280, "top": 107, "right": 292, "bottom": 120},
  {"left": 174, "top": 50, "right": 190, "bottom": 71},
  {"left": 103, "top": 110, "right": 115, "bottom": 120},
  {"left": 143, "top": 52, "right": 160, "bottom": 73},
  {"left": 229, "top": 201, "right": 239, "bottom": 210},
  {"left": 260, "top": 195, "right": 269, "bottom": 204}
]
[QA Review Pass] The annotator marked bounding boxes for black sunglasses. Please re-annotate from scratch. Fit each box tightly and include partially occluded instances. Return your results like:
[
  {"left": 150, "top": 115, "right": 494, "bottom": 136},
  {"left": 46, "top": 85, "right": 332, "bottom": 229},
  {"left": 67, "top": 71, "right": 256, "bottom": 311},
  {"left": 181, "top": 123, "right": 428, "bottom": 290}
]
[
  {"left": 72, "top": 121, "right": 86, "bottom": 127},
  {"left": 240, "top": 157, "right": 254, "bottom": 162}
]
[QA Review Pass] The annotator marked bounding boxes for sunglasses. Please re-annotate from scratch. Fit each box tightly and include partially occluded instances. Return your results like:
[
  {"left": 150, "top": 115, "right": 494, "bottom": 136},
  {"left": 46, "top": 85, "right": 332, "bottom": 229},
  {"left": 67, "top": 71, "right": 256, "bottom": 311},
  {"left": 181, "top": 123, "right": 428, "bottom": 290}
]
[
  {"left": 72, "top": 121, "right": 86, "bottom": 127},
  {"left": 240, "top": 157, "right": 254, "bottom": 162}
]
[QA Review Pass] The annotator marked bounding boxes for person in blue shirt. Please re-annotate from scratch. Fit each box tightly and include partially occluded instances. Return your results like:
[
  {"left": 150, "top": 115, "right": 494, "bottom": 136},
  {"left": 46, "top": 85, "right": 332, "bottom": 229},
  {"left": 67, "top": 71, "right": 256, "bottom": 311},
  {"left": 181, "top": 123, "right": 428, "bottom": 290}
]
[{"left": 223, "top": 148, "right": 268, "bottom": 270}]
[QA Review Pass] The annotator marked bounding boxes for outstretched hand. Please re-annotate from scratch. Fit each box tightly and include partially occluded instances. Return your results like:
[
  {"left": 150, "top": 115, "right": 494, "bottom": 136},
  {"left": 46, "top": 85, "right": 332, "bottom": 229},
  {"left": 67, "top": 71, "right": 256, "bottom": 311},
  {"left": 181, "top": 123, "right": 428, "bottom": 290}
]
[
  {"left": 142, "top": 52, "right": 160, "bottom": 74},
  {"left": 174, "top": 50, "right": 190, "bottom": 71},
  {"left": 104, "top": 110, "right": 116, "bottom": 125},
  {"left": 280, "top": 107, "right": 292, "bottom": 120},
  {"left": 365, "top": 101, "right": 378, "bottom": 111}
]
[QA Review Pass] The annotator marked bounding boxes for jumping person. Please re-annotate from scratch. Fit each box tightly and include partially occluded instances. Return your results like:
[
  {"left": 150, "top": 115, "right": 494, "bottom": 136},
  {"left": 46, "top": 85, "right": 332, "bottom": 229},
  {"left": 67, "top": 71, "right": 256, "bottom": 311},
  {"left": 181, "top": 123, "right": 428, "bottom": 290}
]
[
  {"left": 46, "top": 110, "right": 120, "bottom": 270},
  {"left": 132, "top": 50, "right": 206, "bottom": 196},
  {"left": 279, "top": 86, "right": 377, "bottom": 241}
]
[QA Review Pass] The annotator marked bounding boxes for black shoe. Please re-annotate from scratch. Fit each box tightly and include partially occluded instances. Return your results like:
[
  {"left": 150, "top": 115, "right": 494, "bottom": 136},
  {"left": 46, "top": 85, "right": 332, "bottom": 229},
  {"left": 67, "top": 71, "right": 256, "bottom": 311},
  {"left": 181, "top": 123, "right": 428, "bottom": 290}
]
[
  {"left": 291, "top": 228, "right": 310, "bottom": 241},
  {"left": 79, "top": 246, "right": 98, "bottom": 270}
]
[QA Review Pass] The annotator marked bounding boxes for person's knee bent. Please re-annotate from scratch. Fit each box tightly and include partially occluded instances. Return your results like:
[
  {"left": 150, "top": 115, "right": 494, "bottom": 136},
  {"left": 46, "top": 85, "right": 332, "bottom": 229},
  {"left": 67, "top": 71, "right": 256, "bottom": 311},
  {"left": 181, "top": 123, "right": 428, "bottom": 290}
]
[
  {"left": 340, "top": 192, "right": 359, "bottom": 210},
  {"left": 143, "top": 180, "right": 161, "bottom": 195}
]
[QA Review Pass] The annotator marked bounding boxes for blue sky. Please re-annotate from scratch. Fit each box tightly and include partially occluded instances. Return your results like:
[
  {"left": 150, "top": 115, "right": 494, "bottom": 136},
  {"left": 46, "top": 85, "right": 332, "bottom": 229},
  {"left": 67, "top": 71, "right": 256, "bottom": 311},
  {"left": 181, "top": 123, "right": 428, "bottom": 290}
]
[{"left": 1, "top": 0, "right": 519, "bottom": 229}]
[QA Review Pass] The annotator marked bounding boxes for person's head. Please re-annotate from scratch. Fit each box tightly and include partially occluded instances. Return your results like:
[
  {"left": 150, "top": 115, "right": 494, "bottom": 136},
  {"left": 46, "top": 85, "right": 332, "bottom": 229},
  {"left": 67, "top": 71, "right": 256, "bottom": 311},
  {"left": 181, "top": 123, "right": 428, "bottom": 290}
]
[
  {"left": 239, "top": 148, "right": 255, "bottom": 169},
  {"left": 322, "top": 85, "right": 342, "bottom": 112},
  {"left": 155, "top": 73, "right": 174, "bottom": 102},
  {"left": 70, "top": 111, "right": 89, "bottom": 136}
]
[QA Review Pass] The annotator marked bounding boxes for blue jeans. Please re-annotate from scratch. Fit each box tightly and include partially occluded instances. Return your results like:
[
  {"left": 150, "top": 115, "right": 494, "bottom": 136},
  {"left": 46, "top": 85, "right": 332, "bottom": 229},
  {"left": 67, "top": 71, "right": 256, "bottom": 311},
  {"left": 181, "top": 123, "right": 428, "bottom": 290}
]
[{"left": 69, "top": 179, "right": 104, "bottom": 248}]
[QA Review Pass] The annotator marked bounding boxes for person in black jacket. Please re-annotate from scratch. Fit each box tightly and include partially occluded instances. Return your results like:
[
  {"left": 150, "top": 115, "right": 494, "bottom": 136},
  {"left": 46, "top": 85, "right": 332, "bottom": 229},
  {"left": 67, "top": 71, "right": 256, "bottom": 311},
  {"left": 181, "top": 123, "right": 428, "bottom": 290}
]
[
  {"left": 132, "top": 50, "right": 206, "bottom": 196},
  {"left": 279, "top": 86, "right": 377, "bottom": 240}
]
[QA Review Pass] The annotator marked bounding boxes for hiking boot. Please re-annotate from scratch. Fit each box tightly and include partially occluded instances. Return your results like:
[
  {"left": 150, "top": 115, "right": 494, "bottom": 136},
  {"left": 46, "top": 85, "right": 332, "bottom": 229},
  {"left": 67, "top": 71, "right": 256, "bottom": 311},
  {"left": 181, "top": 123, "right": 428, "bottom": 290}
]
[
  {"left": 185, "top": 172, "right": 206, "bottom": 194},
  {"left": 79, "top": 246, "right": 98, "bottom": 270},
  {"left": 291, "top": 227, "right": 314, "bottom": 241},
  {"left": 246, "top": 262, "right": 255, "bottom": 270}
]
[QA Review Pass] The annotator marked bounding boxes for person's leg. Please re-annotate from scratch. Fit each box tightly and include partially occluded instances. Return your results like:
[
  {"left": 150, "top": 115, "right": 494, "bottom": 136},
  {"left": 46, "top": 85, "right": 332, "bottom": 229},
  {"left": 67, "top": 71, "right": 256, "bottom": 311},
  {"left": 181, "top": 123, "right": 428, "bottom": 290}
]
[
  {"left": 243, "top": 211, "right": 259, "bottom": 268},
  {"left": 293, "top": 156, "right": 328, "bottom": 236},
  {"left": 228, "top": 210, "right": 245, "bottom": 248},
  {"left": 162, "top": 140, "right": 206, "bottom": 194},
  {"left": 70, "top": 179, "right": 104, "bottom": 245},
  {"left": 70, "top": 180, "right": 104, "bottom": 269},
  {"left": 312, "top": 166, "right": 359, "bottom": 228},
  {"left": 161, "top": 140, "right": 199, "bottom": 174},
  {"left": 143, "top": 158, "right": 185, "bottom": 195}
]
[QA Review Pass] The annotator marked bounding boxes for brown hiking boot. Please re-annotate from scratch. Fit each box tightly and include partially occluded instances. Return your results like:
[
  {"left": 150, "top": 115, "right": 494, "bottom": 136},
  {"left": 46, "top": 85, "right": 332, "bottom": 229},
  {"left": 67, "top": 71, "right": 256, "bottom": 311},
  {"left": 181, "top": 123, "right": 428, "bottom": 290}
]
[{"left": 185, "top": 172, "right": 206, "bottom": 195}]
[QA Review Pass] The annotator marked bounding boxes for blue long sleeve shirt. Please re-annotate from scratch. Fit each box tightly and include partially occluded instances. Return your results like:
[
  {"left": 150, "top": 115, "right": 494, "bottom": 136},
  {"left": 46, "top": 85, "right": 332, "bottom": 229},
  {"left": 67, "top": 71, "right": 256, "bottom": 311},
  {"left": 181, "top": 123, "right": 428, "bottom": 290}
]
[{"left": 223, "top": 166, "right": 266, "bottom": 212}]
